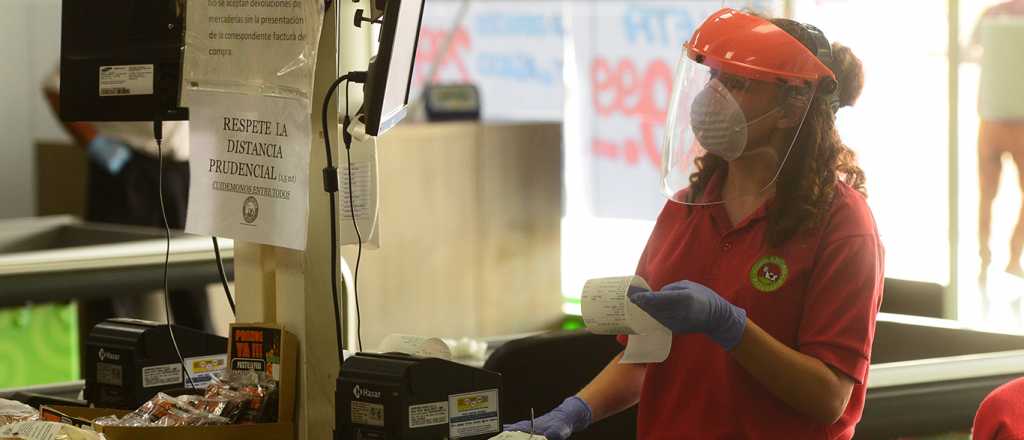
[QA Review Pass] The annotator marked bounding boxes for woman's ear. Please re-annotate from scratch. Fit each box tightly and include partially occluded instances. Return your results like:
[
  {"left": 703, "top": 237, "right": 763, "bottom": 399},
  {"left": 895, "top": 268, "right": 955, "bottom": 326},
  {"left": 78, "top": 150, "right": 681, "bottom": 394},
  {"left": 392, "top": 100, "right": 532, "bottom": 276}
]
[{"left": 776, "top": 93, "right": 810, "bottom": 129}]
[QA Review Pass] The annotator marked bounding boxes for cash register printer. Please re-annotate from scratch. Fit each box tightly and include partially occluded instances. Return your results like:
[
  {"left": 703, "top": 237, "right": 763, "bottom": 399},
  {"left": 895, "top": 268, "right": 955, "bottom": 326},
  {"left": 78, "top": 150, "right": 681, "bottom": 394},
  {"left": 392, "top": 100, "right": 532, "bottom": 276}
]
[{"left": 336, "top": 352, "right": 504, "bottom": 439}]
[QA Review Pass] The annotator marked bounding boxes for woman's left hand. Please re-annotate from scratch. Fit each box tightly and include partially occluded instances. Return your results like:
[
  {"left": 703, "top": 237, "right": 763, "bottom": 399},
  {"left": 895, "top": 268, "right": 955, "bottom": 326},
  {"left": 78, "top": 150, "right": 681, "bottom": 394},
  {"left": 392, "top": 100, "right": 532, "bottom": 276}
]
[{"left": 629, "top": 280, "right": 748, "bottom": 351}]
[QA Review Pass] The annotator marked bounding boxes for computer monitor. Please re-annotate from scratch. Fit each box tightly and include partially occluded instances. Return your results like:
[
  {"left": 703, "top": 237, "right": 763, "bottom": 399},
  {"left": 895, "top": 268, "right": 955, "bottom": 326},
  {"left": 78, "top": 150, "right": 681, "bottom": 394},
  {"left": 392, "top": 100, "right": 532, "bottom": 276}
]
[
  {"left": 60, "top": 0, "right": 188, "bottom": 122},
  {"left": 361, "top": 0, "right": 426, "bottom": 136}
]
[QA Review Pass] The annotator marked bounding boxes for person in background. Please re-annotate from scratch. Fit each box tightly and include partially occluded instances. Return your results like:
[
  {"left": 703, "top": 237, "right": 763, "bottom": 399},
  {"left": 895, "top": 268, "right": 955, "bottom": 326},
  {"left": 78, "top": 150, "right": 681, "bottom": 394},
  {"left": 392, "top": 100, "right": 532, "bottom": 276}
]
[
  {"left": 505, "top": 8, "right": 881, "bottom": 440},
  {"left": 973, "top": 377, "right": 1024, "bottom": 439},
  {"left": 42, "top": 66, "right": 212, "bottom": 335},
  {"left": 968, "top": 0, "right": 1024, "bottom": 287}
]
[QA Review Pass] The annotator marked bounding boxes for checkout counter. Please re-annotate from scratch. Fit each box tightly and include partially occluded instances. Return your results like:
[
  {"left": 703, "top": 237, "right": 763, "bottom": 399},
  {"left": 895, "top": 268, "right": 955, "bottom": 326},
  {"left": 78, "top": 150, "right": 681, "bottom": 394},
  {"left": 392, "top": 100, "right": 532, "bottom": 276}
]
[
  {"left": 3, "top": 313, "right": 1024, "bottom": 439},
  {"left": 0, "top": 215, "right": 233, "bottom": 386},
  {"left": 481, "top": 313, "right": 1024, "bottom": 440},
  {"left": 0, "top": 215, "right": 233, "bottom": 307},
  {"left": 3, "top": 217, "right": 1023, "bottom": 439},
  {"left": 859, "top": 313, "right": 1024, "bottom": 439}
]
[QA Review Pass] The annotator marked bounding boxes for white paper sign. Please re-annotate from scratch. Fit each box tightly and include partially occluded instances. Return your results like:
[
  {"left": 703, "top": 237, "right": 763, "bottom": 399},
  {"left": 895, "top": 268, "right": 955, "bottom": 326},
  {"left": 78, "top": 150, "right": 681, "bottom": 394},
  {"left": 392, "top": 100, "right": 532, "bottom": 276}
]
[
  {"left": 182, "top": 0, "right": 324, "bottom": 99},
  {"left": 338, "top": 129, "right": 381, "bottom": 248},
  {"left": 581, "top": 276, "right": 672, "bottom": 363},
  {"left": 186, "top": 91, "right": 311, "bottom": 250}
]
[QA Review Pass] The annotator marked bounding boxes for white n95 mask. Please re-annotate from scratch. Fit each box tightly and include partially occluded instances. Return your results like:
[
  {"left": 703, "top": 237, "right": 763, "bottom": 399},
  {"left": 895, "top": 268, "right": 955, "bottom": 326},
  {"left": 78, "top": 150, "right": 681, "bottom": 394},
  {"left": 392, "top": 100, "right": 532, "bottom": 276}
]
[{"left": 689, "top": 79, "right": 778, "bottom": 161}]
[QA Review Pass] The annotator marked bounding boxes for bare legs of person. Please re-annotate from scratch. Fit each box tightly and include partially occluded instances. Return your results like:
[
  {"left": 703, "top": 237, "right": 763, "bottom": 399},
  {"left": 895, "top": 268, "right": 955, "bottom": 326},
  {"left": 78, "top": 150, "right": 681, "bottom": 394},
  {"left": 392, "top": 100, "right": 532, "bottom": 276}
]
[
  {"left": 978, "top": 137, "right": 1002, "bottom": 290},
  {"left": 1008, "top": 151, "right": 1024, "bottom": 278}
]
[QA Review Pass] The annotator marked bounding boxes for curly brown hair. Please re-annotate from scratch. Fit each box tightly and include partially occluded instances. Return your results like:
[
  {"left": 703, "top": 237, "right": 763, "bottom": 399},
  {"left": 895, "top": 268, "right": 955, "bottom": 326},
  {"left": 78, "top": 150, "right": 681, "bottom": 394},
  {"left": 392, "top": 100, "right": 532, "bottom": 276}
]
[{"left": 686, "top": 18, "right": 867, "bottom": 248}]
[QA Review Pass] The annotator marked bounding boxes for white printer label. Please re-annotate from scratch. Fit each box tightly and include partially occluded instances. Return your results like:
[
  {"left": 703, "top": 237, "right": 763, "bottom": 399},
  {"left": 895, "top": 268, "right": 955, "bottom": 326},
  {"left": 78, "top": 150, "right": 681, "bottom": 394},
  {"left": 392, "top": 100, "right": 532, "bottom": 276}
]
[
  {"left": 99, "top": 64, "right": 154, "bottom": 96},
  {"left": 409, "top": 401, "right": 448, "bottom": 429},
  {"left": 142, "top": 363, "right": 182, "bottom": 388},
  {"left": 449, "top": 389, "right": 500, "bottom": 438},
  {"left": 351, "top": 401, "right": 385, "bottom": 427},
  {"left": 185, "top": 354, "right": 228, "bottom": 388}
]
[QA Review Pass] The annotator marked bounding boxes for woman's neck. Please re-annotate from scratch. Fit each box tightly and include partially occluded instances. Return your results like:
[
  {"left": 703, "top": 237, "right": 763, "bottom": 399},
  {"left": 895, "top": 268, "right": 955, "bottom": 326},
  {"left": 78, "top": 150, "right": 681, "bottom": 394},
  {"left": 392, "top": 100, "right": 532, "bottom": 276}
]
[
  {"left": 722, "top": 156, "right": 776, "bottom": 226},
  {"left": 723, "top": 149, "right": 778, "bottom": 201}
]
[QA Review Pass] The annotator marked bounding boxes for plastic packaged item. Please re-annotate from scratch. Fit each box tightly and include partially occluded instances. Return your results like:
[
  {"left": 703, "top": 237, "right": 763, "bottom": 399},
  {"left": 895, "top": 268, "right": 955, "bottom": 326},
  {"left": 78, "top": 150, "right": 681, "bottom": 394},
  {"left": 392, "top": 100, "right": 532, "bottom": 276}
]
[
  {"left": 152, "top": 407, "right": 228, "bottom": 427},
  {"left": 0, "top": 398, "right": 38, "bottom": 426},
  {"left": 206, "top": 371, "right": 279, "bottom": 423},
  {"left": 181, "top": 392, "right": 247, "bottom": 423},
  {"left": 89, "top": 416, "right": 120, "bottom": 428},
  {"left": 95, "top": 370, "right": 283, "bottom": 427},
  {"left": 102, "top": 393, "right": 215, "bottom": 427},
  {"left": 121, "top": 393, "right": 190, "bottom": 426}
]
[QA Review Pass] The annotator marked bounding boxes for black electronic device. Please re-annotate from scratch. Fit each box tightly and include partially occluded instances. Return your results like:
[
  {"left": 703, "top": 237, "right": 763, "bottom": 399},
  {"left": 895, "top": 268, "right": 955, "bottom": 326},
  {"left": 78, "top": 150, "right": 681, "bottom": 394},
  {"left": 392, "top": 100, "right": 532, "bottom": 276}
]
[
  {"left": 60, "top": 0, "right": 188, "bottom": 122},
  {"left": 84, "top": 318, "right": 227, "bottom": 409},
  {"left": 361, "top": 0, "right": 426, "bottom": 136},
  {"left": 424, "top": 84, "right": 482, "bottom": 122},
  {"left": 336, "top": 353, "right": 503, "bottom": 440}
]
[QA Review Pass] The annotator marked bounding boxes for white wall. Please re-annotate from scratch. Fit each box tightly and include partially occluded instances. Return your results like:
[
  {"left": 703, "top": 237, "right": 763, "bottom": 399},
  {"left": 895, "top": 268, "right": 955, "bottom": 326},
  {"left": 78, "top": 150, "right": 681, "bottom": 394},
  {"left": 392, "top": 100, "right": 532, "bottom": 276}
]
[{"left": 0, "top": 0, "right": 72, "bottom": 219}]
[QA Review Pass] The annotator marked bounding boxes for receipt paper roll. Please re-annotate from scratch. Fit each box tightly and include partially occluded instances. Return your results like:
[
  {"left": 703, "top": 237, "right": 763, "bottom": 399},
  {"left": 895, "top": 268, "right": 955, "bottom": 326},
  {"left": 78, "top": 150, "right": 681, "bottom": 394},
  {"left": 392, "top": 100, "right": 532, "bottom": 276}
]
[{"left": 581, "top": 276, "right": 672, "bottom": 364}]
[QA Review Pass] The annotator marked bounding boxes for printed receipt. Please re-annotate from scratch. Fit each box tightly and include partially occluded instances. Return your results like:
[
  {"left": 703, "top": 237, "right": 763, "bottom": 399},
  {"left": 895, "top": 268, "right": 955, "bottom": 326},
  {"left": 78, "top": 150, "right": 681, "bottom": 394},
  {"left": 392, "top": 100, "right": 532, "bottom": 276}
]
[
  {"left": 378, "top": 334, "right": 452, "bottom": 360},
  {"left": 582, "top": 276, "right": 672, "bottom": 363},
  {"left": 0, "top": 422, "right": 63, "bottom": 440}
]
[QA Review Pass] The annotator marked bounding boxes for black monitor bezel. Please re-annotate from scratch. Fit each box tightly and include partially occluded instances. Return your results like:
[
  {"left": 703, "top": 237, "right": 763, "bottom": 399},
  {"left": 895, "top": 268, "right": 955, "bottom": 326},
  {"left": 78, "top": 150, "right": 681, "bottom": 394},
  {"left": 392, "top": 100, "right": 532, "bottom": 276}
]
[{"left": 362, "top": 0, "right": 425, "bottom": 136}]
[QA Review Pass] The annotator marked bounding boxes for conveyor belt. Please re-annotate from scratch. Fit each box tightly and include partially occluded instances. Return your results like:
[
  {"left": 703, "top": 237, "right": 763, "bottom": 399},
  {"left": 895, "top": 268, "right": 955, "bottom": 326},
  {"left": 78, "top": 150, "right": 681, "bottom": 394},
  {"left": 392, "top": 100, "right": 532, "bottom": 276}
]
[
  {"left": 0, "top": 216, "right": 233, "bottom": 307},
  {"left": 856, "top": 314, "right": 1024, "bottom": 439}
]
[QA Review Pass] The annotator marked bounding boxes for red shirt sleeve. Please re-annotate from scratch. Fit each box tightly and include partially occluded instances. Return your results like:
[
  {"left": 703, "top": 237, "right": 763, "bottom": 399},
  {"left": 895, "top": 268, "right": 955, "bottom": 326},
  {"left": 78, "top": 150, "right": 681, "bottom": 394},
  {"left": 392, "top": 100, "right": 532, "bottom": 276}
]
[
  {"left": 797, "top": 234, "right": 884, "bottom": 384},
  {"left": 973, "top": 378, "right": 1024, "bottom": 440}
]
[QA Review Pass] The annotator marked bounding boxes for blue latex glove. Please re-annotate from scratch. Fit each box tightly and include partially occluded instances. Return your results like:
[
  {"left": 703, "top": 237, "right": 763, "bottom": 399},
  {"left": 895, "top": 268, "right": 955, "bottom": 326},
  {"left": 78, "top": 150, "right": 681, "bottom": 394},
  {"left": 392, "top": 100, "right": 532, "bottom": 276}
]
[
  {"left": 87, "top": 136, "right": 132, "bottom": 175},
  {"left": 503, "top": 396, "right": 592, "bottom": 440},
  {"left": 629, "top": 280, "right": 748, "bottom": 351}
]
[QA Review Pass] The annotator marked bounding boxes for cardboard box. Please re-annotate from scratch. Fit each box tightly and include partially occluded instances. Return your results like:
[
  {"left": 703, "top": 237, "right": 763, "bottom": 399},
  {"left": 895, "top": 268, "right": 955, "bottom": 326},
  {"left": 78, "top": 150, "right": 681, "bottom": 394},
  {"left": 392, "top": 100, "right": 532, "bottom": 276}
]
[
  {"left": 50, "top": 406, "right": 294, "bottom": 440},
  {"left": 50, "top": 323, "right": 299, "bottom": 440},
  {"left": 226, "top": 323, "right": 298, "bottom": 425}
]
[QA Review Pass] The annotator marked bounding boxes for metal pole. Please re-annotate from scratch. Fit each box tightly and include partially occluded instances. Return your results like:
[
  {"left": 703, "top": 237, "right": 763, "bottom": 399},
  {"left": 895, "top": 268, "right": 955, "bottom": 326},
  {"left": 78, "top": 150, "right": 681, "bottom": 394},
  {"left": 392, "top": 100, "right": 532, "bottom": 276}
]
[{"left": 947, "top": 0, "right": 961, "bottom": 320}]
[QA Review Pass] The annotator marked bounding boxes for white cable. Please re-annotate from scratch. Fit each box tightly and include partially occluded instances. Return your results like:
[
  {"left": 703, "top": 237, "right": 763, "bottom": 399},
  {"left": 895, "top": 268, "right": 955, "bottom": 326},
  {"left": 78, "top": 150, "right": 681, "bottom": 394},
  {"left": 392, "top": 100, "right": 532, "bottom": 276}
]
[{"left": 156, "top": 132, "right": 196, "bottom": 390}]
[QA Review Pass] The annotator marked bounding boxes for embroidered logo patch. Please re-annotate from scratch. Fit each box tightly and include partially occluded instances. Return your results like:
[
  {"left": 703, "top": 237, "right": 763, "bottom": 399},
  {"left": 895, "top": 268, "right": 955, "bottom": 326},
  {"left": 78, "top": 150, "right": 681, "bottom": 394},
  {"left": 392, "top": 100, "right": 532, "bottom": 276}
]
[{"left": 750, "top": 255, "right": 789, "bottom": 293}]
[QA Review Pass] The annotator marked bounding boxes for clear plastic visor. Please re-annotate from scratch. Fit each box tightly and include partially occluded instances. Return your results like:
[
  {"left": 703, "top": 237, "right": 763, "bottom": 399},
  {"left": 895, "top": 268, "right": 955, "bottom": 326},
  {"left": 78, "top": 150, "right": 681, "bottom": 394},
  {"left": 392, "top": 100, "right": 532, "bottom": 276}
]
[{"left": 660, "top": 55, "right": 816, "bottom": 205}]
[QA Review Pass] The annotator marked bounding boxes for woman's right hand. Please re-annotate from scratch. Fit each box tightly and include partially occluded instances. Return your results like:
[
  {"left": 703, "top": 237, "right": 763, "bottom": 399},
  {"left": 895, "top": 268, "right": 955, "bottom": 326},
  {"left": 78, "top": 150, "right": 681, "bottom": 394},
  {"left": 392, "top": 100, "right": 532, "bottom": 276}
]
[{"left": 502, "top": 396, "right": 593, "bottom": 440}]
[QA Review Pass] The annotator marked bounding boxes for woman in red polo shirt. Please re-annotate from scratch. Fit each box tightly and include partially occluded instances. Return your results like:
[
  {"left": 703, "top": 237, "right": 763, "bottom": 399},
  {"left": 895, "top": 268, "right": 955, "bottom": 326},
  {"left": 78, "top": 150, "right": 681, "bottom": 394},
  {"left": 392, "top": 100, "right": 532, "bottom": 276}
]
[{"left": 505, "top": 8, "right": 882, "bottom": 440}]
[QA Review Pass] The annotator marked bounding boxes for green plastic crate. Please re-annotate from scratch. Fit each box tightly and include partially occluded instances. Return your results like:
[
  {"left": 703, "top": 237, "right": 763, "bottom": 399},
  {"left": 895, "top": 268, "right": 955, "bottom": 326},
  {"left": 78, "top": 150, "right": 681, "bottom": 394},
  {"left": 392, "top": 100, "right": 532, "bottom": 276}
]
[{"left": 0, "top": 303, "right": 80, "bottom": 388}]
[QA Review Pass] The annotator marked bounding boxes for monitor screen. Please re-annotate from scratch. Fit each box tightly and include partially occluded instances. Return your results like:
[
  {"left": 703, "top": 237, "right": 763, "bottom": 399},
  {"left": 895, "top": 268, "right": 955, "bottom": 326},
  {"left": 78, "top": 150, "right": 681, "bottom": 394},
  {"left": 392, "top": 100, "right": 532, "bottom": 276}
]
[{"left": 363, "top": 0, "right": 425, "bottom": 136}]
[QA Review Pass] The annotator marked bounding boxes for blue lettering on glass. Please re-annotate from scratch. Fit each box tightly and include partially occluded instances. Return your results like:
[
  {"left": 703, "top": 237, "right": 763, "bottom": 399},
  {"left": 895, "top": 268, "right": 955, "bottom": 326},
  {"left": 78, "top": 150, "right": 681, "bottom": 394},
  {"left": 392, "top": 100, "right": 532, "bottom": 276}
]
[
  {"left": 477, "top": 53, "right": 560, "bottom": 85},
  {"left": 623, "top": 8, "right": 700, "bottom": 47},
  {"left": 474, "top": 13, "right": 564, "bottom": 37},
  {"left": 549, "top": 15, "right": 564, "bottom": 35}
]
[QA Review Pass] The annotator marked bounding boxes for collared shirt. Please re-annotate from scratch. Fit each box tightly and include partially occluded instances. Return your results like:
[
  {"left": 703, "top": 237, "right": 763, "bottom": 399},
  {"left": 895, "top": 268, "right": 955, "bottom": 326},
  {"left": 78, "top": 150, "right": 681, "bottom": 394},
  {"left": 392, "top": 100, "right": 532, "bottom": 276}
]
[
  {"left": 629, "top": 177, "right": 884, "bottom": 439},
  {"left": 973, "top": 377, "right": 1024, "bottom": 440}
]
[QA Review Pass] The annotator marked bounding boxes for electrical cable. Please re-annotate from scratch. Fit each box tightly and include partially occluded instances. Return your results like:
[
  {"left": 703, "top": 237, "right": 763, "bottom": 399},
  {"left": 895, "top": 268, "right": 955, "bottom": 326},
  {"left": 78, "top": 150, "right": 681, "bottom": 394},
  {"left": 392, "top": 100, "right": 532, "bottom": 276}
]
[
  {"left": 154, "top": 119, "right": 196, "bottom": 390},
  {"left": 212, "top": 236, "right": 236, "bottom": 316},
  {"left": 321, "top": 72, "right": 367, "bottom": 361},
  {"left": 342, "top": 80, "right": 364, "bottom": 352},
  {"left": 322, "top": 75, "right": 346, "bottom": 363}
]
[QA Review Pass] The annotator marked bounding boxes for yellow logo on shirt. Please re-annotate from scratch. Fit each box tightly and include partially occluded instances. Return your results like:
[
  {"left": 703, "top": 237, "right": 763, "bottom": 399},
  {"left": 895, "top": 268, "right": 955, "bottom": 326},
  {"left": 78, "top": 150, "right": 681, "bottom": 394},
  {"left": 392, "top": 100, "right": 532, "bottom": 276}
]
[{"left": 750, "top": 255, "right": 789, "bottom": 293}]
